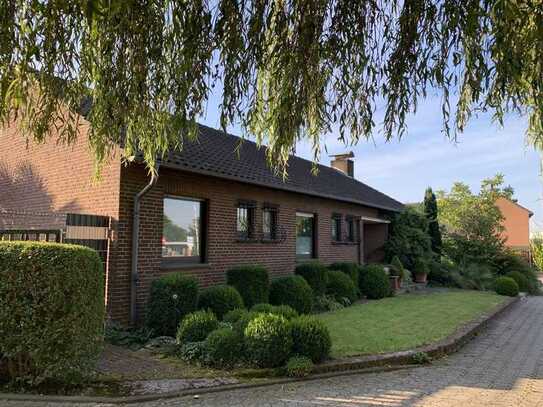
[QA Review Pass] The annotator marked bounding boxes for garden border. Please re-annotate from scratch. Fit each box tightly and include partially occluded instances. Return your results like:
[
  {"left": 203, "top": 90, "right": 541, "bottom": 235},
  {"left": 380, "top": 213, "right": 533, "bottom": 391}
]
[{"left": 0, "top": 296, "right": 519, "bottom": 405}]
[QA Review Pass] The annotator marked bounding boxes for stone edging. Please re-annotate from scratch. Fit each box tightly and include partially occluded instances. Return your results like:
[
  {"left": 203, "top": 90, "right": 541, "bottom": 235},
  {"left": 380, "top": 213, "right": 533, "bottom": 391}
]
[{"left": 0, "top": 296, "right": 519, "bottom": 405}]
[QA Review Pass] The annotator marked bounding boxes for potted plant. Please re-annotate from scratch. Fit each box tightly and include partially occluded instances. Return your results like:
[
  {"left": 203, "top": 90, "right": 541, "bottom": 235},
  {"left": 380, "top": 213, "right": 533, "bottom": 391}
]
[
  {"left": 389, "top": 256, "right": 405, "bottom": 283},
  {"left": 385, "top": 260, "right": 402, "bottom": 292},
  {"left": 413, "top": 258, "right": 429, "bottom": 283}
]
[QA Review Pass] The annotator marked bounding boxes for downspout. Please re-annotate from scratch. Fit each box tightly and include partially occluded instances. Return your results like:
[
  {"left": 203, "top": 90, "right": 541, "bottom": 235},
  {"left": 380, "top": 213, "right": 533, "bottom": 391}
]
[{"left": 130, "top": 165, "right": 160, "bottom": 326}]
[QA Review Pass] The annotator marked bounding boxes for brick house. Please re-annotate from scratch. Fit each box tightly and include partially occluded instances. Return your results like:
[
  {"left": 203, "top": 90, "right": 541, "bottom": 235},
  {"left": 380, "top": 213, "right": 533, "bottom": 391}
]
[
  {"left": 0, "top": 120, "right": 403, "bottom": 325},
  {"left": 496, "top": 197, "right": 533, "bottom": 260}
]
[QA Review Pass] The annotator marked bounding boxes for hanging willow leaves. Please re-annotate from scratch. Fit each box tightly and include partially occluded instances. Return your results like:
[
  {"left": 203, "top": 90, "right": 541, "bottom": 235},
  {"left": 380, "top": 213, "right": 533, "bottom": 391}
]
[{"left": 0, "top": 0, "right": 542, "bottom": 176}]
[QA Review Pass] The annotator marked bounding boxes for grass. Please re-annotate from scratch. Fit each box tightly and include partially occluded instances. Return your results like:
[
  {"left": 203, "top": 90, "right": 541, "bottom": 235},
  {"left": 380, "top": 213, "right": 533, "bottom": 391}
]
[{"left": 316, "top": 290, "right": 508, "bottom": 358}]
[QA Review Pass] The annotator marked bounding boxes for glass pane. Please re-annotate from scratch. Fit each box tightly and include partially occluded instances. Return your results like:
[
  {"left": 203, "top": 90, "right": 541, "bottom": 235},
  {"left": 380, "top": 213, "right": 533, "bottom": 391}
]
[
  {"left": 263, "top": 210, "right": 271, "bottom": 236},
  {"left": 331, "top": 218, "right": 338, "bottom": 240},
  {"left": 296, "top": 215, "right": 314, "bottom": 256},
  {"left": 163, "top": 198, "right": 201, "bottom": 258},
  {"left": 237, "top": 207, "right": 248, "bottom": 234}
]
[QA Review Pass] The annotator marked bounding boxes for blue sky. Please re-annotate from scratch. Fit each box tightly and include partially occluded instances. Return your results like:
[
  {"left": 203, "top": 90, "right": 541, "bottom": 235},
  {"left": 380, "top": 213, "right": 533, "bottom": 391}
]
[{"left": 198, "top": 96, "right": 543, "bottom": 234}]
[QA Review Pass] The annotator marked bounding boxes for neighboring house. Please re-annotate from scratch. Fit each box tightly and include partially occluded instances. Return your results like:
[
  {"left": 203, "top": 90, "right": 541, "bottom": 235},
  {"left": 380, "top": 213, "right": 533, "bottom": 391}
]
[
  {"left": 0, "top": 118, "right": 403, "bottom": 325},
  {"left": 496, "top": 197, "right": 533, "bottom": 260}
]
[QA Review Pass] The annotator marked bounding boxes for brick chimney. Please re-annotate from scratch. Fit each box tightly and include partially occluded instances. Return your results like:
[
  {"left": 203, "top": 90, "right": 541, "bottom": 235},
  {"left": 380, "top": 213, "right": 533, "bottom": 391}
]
[{"left": 330, "top": 151, "right": 355, "bottom": 177}]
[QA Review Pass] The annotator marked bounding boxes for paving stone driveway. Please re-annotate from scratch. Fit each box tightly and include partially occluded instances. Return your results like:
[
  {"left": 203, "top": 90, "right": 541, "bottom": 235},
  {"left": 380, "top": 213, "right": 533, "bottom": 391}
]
[{"left": 4, "top": 297, "right": 543, "bottom": 407}]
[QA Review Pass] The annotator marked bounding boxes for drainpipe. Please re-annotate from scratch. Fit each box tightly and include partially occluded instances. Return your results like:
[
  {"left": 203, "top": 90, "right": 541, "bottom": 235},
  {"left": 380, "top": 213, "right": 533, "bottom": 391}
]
[{"left": 130, "top": 165, "right": 159, "bottom": 326}]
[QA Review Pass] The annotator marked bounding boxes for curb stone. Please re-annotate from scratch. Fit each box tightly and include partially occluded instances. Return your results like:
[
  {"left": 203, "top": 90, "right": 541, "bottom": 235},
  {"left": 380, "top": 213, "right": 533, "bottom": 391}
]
[{"left": 0, "top": 296, "right": 519, "bottom": 405}]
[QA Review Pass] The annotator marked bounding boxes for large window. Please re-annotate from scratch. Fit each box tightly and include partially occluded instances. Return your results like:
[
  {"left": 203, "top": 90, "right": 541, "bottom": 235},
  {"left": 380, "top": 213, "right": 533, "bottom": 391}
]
[
  {"left": 237, "top": 201, "right": 256, "bottom": 239},
  {"left": 296, "top": 212, "right": 315, "bottom": 259},
  {"left": 331, "top": 214, "right": 342, "bottom": 241},
  {"left": 262, "top": 205, "right": 278, "bottom": 240},
  {"left": 162, "top": 197, "right": 204, "bottom": 263}
]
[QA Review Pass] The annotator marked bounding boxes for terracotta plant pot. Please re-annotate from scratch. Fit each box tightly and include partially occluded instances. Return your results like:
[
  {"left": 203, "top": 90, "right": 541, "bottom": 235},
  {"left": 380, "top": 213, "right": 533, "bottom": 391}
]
[
  {"left": 414, "top": 272, "right": 427, "bottom": 283},
  {"left": 389, "top": 275, "right": 400, "bottom": 291}
]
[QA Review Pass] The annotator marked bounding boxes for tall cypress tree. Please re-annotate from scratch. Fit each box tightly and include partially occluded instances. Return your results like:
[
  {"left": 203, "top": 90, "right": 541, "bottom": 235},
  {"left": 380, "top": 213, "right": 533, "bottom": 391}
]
[{"left": 424, "top": 187, "right": 443, "bottom": 256}]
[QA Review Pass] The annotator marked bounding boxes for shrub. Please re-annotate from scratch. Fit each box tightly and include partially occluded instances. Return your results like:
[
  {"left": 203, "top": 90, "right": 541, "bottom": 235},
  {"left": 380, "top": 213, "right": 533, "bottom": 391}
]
[
  {"left": 506, "top": 271, "right": 530, "bottom": 292},
  {"left": 226, "top": 265, "right": 269, "bottom": 308},
  {"left": 223, "top": 308, "right": 249, "bottom": 324},
  {"left": 146, "top": 272, "right": 199, "bottom": 337},
  {"left": 290, "top": 316, "right": 331, "bottom": 363},
  {"left": 244, "top": 314, "right": 293, "bottom": 367},
  {"left": 295, "top": 263, "right": 329, "bottom": 295},
  {"left": 198, "top": 285, "right": 244, "bottom": 319},
  {"left": 205, "top": 328, "right": 244, "bottom": 368},
  {"left": 360, "top": 265, "right": 390, "bottom": 299},
  {"left": 285, "top": 356, "right": 313, "bottom": 378},
  {"left": 0, "top": 242, "right": 104, "bottom": 384},
  {"left": 313, "top": 295, "right": 344, "bottom": 313},
  {"left": 179, "top": 341, "right": 208, "bottom": 364},
  {"left": 495, "top": 277, "right": 519, "bottom": 297},
  {"left": 326, "top": 270, "right": 357, "bottom": 305},
  {"left": 251, "top": 303, "right": 275, "bottom": 313},
  {"left": 329, "top": 262, "right": 359, "bottom": 287},
  {"left": 251, "top": 303, "right": 298, "bottom": 320},
  {"left": 269, "top": 276, "right": 314, "bottom": 314},
  {"left": 176, "top": 310, "right": 218, "bottom": 344},
  {"left": 233, "top": 310, "right": 260, "bottom": 334},
  {"left": 389, "top": 256, "right": 405, "bottom": 279}
]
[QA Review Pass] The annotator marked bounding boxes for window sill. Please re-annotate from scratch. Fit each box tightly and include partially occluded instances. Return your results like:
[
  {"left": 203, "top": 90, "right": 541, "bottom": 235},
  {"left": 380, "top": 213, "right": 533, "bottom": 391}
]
[
  {"left": 331, "top": 241, "right": 358, "bottom": 246},
  {"left": 234, "top": 238, "right": 260, "bottom": 243},
  {"left": 296, "top": 256, "right": 318, "bottom": 263},
  {"left": 261, "top": 238, "right": 281, "bottom": 244},
  {"left": 160, "top": 261, "right": 211, "bottom": 270}
]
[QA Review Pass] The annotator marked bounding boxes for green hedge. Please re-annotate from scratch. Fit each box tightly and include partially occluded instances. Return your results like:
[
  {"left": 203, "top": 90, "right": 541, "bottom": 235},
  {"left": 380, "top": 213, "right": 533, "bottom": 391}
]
[
  {"left": 360, "top": 265, "right": 390, "bottom": 299},
  {"left": 495, "top": 277, "right": 519, "bottom": 297},
  {"left": 0, "top": 242, "right": 105, "bottom": 384},
  {"left": 146, "top": 273, "right": 199, "bottom": 337},
  {"left": 295, "top": 263, "right": 329, "bottom": 295},
  {"left": 244, "top": 314, "right": 292, "bottom": 367},
  {"left": 326, "top": 270, "right": 358, "bottom": 304},
  {"left": 328, "top": 262, "right": 359, "bottom": 288},
  {"left": 226, "top": 265, "right": 269, "bottom": 308},
  {"left": 506, "top": 271, "right": 530, "bottom": 293},
  {"left": 198, "top": 285, "right": 244, "bottom": 319},
  {"left": 251, "top": 303, "right": 298, "bottom": 320},
  {"left": 269, "top": 275, "right": 314, "bottom": 314}
]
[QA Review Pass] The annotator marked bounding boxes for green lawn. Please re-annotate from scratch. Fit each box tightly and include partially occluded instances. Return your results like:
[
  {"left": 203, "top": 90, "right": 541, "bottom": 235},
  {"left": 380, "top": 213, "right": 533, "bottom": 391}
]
[{"left": 316, "top": 290, "right": 508, "bottom": 358}]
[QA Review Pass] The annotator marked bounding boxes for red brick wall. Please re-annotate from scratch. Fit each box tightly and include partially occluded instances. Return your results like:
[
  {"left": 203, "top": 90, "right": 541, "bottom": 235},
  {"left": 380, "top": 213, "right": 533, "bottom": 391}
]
[
  {"left": 0, "top": 119, "right": 122, "bottom": 316},
  {"left": 114, "top": 164, "right": 386, "bottom": 325}
]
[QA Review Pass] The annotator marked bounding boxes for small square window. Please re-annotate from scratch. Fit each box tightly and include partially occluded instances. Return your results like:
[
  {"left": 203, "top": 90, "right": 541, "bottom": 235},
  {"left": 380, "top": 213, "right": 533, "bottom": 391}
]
[
  {"left": 262, "top": 206, "right": 278, "bottom": 240},
  {"left": 237, "top": 201, "right": 256, "bottom": 239}
]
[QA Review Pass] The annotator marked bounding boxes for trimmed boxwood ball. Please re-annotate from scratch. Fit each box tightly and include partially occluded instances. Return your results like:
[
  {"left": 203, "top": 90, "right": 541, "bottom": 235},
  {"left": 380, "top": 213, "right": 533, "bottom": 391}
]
[
  {"left": 328, "top": 262, "right": 359, "bottom": 288},
  {"left": 0, "top": 242, "right": 104, "bottom": 384},
  {"left": 326, "top": 270, "right": 357, "bottom": 304},
  {"left": 495, "top": 277, "right": 519, "bottom": 297},
  {"left": 251, "top": 303, "right": 275, "bottom": 313},
  {"left": 360, "top": 265, "right": 390, "bottom": 299},
  {"left": 223, "top": 308, "right": 248, "bottom": 324},
  {"left": 233, "top": 310, "right": 260, "bottom": 334},
  {"left": 505, "top": 271, "right": 530, "bottom": 293},
  {"left": 269, "top": 275, "right": 314, "bottom": 314},
  {"left": 226, "top": 265, "right": 269, "bottom": 308},
  {"left": 176, "top": 310, "right": 219, "bottom": 344},
  {"left": 250, "top": 303, "right": 299, "bottom": 320},
  {"left": 146, "top": 272, "right": 199, "bottom": 337},
  {"left": 198, "top": 285, "right": 244, "bottom": 319},
  {"left": 244, "top": 313, "right": 293, "bottom": 367},
  {"left": 295, "top": 263, "right": 329, "bottom": 295},
  {"left": 205, "top": 327, "right": 244, "bottom": 368},
  {"left": 290, "top": 315, "right": 331, "bottom": 363}
]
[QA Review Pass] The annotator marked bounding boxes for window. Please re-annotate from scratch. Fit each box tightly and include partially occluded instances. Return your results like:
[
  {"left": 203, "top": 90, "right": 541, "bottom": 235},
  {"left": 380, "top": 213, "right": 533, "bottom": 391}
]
[
  {"left": 346, "top": 216, "right": 356, "bottom": 242},
  {"left": 296, "top": 212, "right": 315, "bottom": 258},
  {"left": 331, "top": 214, "right": 342, "bottom": 241},
  {"left": 162, "top": 197, "right": 205, "bottom": 263},
  {"left": 262, "top": 205, "right": 278, "bottom": 240},
  {"left": 237, "top": 200, "right": 256, "bottom": 239}
]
